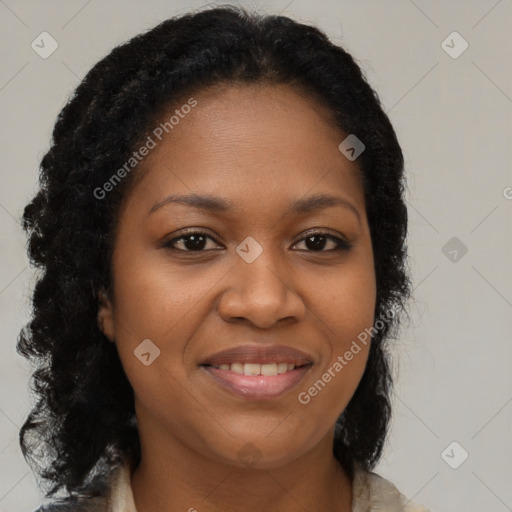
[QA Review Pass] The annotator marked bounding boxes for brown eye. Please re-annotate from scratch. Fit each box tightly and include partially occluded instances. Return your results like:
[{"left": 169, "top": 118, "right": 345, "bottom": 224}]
[
  {"left": 293, "top": 232, "right": 352, "bottom": 252},
  {"left": 164, "top": 232, "right": 221, "bottom": 252},
  {"left": 163, "top": 230, "right": 352, "bottom": 254}
]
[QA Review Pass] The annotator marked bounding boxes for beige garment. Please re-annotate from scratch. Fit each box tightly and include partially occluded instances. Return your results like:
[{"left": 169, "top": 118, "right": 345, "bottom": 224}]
[{"left": 108, "top": 458, "right": 430, "bottom": 511}]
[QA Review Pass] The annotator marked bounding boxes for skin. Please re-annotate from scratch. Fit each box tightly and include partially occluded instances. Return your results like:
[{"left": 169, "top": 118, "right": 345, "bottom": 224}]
[{"left": 98, "top": 82, "right": 376, "bottom": 512}]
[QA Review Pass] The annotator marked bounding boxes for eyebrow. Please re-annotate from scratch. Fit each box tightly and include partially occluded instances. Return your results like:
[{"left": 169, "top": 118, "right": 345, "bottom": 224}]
[{"left": 149, "top": 192, "right": 361, "bottom": 223}]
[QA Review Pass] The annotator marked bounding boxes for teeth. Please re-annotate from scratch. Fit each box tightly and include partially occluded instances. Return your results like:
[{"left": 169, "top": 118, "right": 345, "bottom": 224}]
[
  {"left": 212, "top": 362, "right": 298, "bottom": 375},
  {"left": 231, "top": 363, "right": 244, "bottom": 374},
  {"left": 261, "top": 363, "right": 277, "bottom": 376},
  {"left": 278, "top": 363, "right": 289, "bottom": 374}
]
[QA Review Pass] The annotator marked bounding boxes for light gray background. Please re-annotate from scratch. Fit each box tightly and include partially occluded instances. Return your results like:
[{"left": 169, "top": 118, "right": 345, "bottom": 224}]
[{"left": 1, "top": 1, "right": 511, "bottom": 511}]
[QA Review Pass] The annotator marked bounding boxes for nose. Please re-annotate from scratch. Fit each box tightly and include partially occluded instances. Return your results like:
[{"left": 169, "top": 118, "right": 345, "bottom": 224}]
[{"left": 217, "top": 250, "right": 307, "bottom": 329}]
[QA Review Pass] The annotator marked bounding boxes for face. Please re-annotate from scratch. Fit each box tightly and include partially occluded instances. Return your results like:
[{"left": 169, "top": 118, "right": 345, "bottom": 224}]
[{"left": 98, "top": 82, "right": 376, "bottom": 470}]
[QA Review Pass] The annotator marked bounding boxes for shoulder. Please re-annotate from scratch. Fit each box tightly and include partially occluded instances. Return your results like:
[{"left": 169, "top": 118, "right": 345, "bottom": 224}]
[
  {"left": 32, "top": 458, "right": 131, "bottom": 512},
  {"left": 352, "top": 465, "right": 431, "bottom": 512},
  {"left": 32, "top": 495, "right": 109, "bottom": 512},
  {"left": 32, "top": 472, "right": 114, "bottom": 512}
]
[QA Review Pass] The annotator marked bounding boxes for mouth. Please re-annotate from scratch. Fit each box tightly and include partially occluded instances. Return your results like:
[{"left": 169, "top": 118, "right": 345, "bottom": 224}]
[
  {"left": 200, "top": 362, "right": 313, "bottom": 401},
  {"left": 199, "top": 344, "right": 314, "bottom": 400}
]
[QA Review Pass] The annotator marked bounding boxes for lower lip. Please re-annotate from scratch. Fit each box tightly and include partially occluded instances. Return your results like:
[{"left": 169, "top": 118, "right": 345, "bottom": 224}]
[{"left": 201, "top": 365, "right": 312, "bottom": 401}]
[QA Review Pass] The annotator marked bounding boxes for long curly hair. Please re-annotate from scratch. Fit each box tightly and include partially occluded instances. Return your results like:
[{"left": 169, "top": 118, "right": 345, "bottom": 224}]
[{"left": 18, "top": 4, "right": 410, "bottom": 500}]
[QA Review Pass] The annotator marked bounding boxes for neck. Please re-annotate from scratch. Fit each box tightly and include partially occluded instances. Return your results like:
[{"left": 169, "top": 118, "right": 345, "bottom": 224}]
[{"left": 130, "top": 422, "right": 353, "bottom": 512}]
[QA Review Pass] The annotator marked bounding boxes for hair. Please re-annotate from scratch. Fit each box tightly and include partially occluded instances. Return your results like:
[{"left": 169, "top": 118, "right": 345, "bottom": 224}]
[{"left": 18, "top": 3, "right": 410, "bottom": 501}]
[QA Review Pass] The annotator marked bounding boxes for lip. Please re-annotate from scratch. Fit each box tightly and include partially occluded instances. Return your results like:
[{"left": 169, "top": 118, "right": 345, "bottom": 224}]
[
  {"left": 200, "top": 344, "right": 314, "bottom": 366},
  {"left": 201, "top": 364, "right": 312, "bottom": 401}
]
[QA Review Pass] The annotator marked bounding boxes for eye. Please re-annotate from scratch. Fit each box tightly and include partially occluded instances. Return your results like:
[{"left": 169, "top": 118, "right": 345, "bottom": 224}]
[
  {"left": 292, "top": 231, "right": 352, "bottom": 252},
  {"left": 163, "top": 230, "right": 222, "bottom": 252},
  {"left": 163, "top": 229, "right": 352, "bottom": 253}
]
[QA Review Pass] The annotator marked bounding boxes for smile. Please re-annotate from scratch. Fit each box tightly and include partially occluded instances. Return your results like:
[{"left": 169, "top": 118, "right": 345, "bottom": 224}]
[
  {"left": 209, "top": 362, "right": 300, "bottom": 375},
  {"left": 200, "top": 363, "right": 312, "bottom": 401}
]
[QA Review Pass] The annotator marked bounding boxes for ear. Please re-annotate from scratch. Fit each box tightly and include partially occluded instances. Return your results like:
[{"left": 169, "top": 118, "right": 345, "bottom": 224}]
[{"left": 97, "top": 288, "right": 115, "bottom": 342}]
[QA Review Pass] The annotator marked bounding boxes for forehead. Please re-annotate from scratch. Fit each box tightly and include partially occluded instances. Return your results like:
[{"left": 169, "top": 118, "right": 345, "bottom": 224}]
[{"left": 123, "top": 82, "right": 365, "bottom": 215}]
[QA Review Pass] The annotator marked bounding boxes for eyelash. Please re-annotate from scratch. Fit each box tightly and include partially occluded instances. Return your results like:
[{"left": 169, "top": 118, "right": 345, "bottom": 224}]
[{"left": 163, "top": 229, "right": 352, "bottom": 253}]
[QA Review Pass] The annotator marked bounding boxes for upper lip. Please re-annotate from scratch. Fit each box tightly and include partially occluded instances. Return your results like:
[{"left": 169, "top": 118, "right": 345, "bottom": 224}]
[{"left": 200, "top": 344, "right": 314, "bottom": 366}]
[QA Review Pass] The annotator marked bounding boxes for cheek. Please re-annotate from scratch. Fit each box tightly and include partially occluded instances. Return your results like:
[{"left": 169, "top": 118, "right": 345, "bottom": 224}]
[
  {"left": 108, "top": 250, "right": 224, "bottom": 396},
  {"left": 111, "top": 248, "right": 214, "bottom": 340},
  {"left": 309, "top": 249, "right": 376, "bottom": 348},
  {"left": 298, "top": 253, "right": 376, "bottom": 412}
]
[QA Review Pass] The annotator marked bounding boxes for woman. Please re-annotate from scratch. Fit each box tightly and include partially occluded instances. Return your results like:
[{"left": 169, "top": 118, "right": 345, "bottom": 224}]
[{"left": 19, "top": 5, "right": 429, "bottom": 511}]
